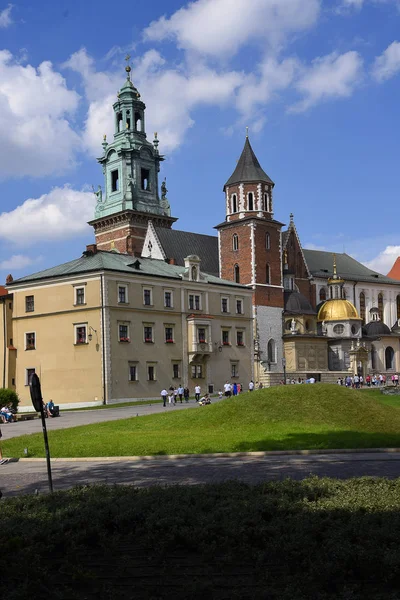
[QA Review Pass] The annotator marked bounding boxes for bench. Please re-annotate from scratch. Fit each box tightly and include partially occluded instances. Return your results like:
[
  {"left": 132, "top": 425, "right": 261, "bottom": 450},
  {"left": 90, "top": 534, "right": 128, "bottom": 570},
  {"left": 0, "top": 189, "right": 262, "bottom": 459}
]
[{"left": 16, "top": 413, "right": 38, "bottom": 421}]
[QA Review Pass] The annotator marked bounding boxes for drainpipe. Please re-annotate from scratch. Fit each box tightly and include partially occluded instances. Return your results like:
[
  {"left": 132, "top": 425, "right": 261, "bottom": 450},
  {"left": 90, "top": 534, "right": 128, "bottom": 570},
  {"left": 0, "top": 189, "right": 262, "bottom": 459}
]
[
  {"left": 2, "top": 299, "right": 6, "bottom": 388},
  {"left": 100, "top": 274, "right": 107, "bottom": 405}
]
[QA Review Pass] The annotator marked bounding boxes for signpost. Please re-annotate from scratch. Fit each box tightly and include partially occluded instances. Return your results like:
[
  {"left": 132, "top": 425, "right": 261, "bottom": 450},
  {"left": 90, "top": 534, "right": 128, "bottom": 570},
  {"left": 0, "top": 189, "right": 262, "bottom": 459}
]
[{"left": 29, "top": 374, "right": 53, "bottom": 493}]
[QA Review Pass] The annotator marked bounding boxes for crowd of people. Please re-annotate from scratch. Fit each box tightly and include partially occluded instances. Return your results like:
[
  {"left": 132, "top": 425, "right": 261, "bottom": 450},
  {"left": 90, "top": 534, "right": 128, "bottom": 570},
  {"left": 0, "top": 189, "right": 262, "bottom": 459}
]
[
  {"left": 160, "top": 380, "right": 262, "bottom": 406},
  {"left": 337, "top": 373, "right": 399, "bottom": 388}
]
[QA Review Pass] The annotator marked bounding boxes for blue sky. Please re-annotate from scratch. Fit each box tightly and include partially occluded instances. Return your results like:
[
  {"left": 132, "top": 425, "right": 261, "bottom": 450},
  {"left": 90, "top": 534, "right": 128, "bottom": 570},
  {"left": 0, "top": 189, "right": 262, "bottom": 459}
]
[{"left": 0, "top": 0, "right": 399, "bottom": 282}]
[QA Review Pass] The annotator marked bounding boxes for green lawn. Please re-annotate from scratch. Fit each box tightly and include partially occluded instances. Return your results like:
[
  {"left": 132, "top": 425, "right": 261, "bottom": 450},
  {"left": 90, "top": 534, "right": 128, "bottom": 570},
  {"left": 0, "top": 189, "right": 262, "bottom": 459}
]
[
  {"left": 4, "top": 384, "right": 400, "bottom": 458},
  {"left": 2, "top": 477, "right": 400, "bottom": 599}
]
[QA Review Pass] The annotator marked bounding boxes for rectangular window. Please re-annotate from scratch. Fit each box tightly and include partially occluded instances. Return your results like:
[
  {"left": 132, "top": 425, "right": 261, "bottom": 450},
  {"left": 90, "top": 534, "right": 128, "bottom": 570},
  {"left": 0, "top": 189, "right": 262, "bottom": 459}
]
[
  {"left": 188, "top": 294, "right": 201, "bottom": 310},
  {"left": 231, "top": 363, "right": 239, "bottom": 378},
  {"left": 75, "top": 325, "right": 87, "bottom": 344},
  {"left": 118, "top": 285, "right": 128, "bottom": 304},
  {"left": 26, "top": 368, "right": 36, "bottom": 386},
  {"left": 144, "top": 326, "right": 153, "bottom": 343},
  {"left": 111, "top": 169, "right": 119, "bottom": 192},
  {"left": 164, "top": 291, "right": 173, "bottom": 308},
  {"left": 221, "top": 298, "right": 229, "bottom": 313},
  {"left": 75, "top": 287, "right": 85, "bottom": 305},
  {"left": 173, "top": 363, "right": 180, "bottom": 379},
  {"left": 129, "top": 364, "right": 137, "bottom": 382},
  {"left": 236, "top": 330, "right": 244, "bottom": 346},
  {"left": 222, "top": 330, "right": 230, "bottom": 345},
  {"left": 143, "top": 289, "right": 152, "bottom": 306},
  {"left": 198, "top": 328, "right": 206, "bottom": 343},
  {"left": 191, "top": 364, "right": 203, "bottom": 379},
  {"left": 119, "top": 324, "right": 130, "bottom": 342},
  {"left": 236, "top": 299, "right": 243, "bottom": 314},
  {"left": 148, "top": 365, "right": 155, "bottom": 381},
  {"left": 25, "top": 295, "right": 34, "bottom": 312},
  {"left": 25, "top": 332, "right": 36, "bottom": 350},
  {"left": 165, "top": 327, "right": 174, "bottom": 343}
]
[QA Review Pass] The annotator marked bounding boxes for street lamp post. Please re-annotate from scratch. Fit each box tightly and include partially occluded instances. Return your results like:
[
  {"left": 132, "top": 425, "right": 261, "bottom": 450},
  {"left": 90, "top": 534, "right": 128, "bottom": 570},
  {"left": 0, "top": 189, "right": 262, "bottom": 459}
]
[{"left": 282, "top": 357, "right": 287, "bottom": 385}]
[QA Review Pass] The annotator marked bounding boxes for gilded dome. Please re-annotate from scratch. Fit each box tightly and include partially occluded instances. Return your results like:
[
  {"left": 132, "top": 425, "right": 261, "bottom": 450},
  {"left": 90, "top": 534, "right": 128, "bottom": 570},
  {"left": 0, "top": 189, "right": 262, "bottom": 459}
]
[{"left": 317, "top": 299, "right": 361, "bottom": 322}]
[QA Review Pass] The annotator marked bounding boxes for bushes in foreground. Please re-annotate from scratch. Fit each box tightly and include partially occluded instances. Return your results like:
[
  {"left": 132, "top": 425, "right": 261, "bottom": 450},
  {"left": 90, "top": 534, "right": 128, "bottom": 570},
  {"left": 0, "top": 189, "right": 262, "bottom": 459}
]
[
  {"left": 0, "top": 387, "right": 19, "bottom": 411},
  {"left": 1, "top": 477, "right": 400, "bottom": 599}
]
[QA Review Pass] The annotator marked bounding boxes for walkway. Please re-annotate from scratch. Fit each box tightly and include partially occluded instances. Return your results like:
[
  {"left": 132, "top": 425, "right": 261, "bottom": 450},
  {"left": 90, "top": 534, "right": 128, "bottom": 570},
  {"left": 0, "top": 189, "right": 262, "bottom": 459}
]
[{"left": 2, "top": 452, "right": 400, "bottom": 497}]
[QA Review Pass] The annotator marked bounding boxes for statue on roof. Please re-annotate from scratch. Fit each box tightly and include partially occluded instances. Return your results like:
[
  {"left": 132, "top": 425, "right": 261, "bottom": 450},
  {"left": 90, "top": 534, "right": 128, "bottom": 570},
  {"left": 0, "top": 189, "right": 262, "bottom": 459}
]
[
  {"left": 92, "top": 185, "right": 103, "bottom": 204},
  {"left": 160, "top": 178, "right": 171, "bottom": 217}
]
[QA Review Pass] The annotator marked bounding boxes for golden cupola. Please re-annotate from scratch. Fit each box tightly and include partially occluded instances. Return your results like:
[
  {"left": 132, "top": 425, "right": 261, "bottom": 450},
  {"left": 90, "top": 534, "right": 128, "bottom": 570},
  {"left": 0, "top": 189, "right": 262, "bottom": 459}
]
[{"left": 317, "top": 254, "right": 361, "bottom": 322}]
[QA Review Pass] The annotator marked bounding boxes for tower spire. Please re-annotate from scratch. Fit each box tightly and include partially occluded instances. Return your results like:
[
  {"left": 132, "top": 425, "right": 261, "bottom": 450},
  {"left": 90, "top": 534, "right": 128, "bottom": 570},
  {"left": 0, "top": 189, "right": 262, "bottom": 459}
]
[{"left": 125, "top": 54, "right": 131, "bottom": 81}]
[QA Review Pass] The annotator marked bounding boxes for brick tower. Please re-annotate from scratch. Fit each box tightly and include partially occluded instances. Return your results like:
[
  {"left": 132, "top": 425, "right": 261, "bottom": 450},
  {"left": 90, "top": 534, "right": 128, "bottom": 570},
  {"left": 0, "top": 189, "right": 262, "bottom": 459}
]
[
  {"left": 215, "top": 134, "right": 284, "bottom": 379},
  {"left": 89, "top": 60, "right": 176, "bottom": 255}
]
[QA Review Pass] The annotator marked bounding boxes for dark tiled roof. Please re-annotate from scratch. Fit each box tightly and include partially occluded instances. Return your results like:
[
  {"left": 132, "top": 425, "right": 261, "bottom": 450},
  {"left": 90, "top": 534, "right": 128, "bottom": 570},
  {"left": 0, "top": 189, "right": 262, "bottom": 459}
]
[
  {"left": 303, "top": 249, "right": 400, "bottom": 285},
  {"left": 224, "top": 138, "right": 274, "bottom": 188},
  {"left": 284, "top": 290, "right": 316, "bottom": 315},
  {"left": 154, "top": 227, "right": 219, "bottom": 276},
  {"left": 8, "top": 251, "right": 243, "bottom": 288},
  {"left": 281, "top": 230, "right": 289, "bottom": 250}
]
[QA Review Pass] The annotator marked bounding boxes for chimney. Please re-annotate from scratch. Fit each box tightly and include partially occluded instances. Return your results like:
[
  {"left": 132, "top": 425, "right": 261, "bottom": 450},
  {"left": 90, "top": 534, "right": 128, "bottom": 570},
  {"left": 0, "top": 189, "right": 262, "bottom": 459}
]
[
  {"left": 86, "top": 244, "right": 97, "bottom": 254},
  {"left": 169, "top": 258, "right": 176, "bottom": 265},
  {"left": 5, "top": 274, "right": 13, "bottom": 284}
]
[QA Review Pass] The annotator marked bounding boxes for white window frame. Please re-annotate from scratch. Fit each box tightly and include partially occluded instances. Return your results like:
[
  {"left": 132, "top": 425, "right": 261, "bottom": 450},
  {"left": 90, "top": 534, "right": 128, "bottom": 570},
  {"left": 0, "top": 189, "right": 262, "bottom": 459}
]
[
  {"left": 221, "top": 328, "right": 231, "bottom": 346},
  {"left": 143, "top": 323, "right": 154, "bottom": 343},
  {"left": 236, "top": 299, "right": 244, "bottom": 315},
  {"left": 172, "top": 362, "right": 181, "bottom": 379},
  {"left": 118, "top": 322, "right": 130, "bottom": 343},
  {"left": 128, "top": 362, "right": 138, "bottom": 382},
  {"left": 118, "top": 284, "right": 129, "bottom": 304},
  {"left": 74, "top": 323, "right": 88, "bottom": 345},
  {"left": 25, "top": 331, "right": 36, "bottom": 351},
  {"left": 74, "top": 286, "right": 86, "bottom": 306},
  {"left": 164, "top": 324, "right": 175, "bottom": 344},
  {"left": 231, "top": 362, "right": 239, "bottom": 378},
  {"left": 25, "top": 367, "right": 36, "bottom": 386},
  {"left": 221, "top": 297, "right": 230, "bottom": 314},
  {"left": 191, "top": 364, "right": 203, "bottom": 379},
  {"left": 236, "top": 329, "right": 245, "bottom": 347},
  {"left": 146, "top": 362, "right": 157, "bottom": 381},
  {"left": 143, "top": 288, "right": 153, "bottom": 306},
  {"left": 25, "top": 295, "right": 35, "bottom": 312},
  {"left": 164, "top": 290, "right": 174, "bottom": 308},
  {"left": 188, "top": 293, "right": 201, "bottom": 311}
]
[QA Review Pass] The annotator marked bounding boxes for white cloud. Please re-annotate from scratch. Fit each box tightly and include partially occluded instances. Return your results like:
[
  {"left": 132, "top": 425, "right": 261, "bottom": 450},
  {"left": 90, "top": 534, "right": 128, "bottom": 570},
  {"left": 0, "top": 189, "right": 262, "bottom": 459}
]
[
  {"left": 144, "top": 0, "right": 320, "bottom": 57},
  {"left": 290, "top": 51, "right": 363, "bottom": 112},
  {"left": 364, "top": 245, "right": 400, "bottom": 275},
  {"left": 0, "top": 51, "right": 81, "bottom": 177},
  {"left": 0, "top": 254, "right": 42, "bottom": 270},
  {"left": 0, "top": 186, "right": 95, "bottom": 246},
  {"left": 0, "top": 4, "right": 13, "bottom": 28},
  {"left": 372, "top": 41, "right": 400, "bottom": 82}
]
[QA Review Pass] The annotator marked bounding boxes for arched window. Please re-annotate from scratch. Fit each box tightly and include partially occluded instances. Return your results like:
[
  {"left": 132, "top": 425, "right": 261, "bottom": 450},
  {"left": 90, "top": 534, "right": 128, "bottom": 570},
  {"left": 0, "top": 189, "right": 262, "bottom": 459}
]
[
  {"left": 135, "top": 111, "right": 142, "bottom": 131},
  {"left": 232, "top": 194, "right": 237, "bottom": 213},
  {"left": 117, "top": 112, "right": 123, "bottom": 132},
  {"left": 267, "top": 339, "right": 276, "bottom": 363},
  {"left": 264, "top": 193, "right": 269, "bottom": 212},
  {"left": 385, "top": 346, "right": 394, "bottom": 370},
  {"left": 234, "top": 264, "right": 240, "bottom": 283},
  {"left": 342, "top": 287, "right": 346, "bottom": 299},
  {"left": 397, "top": 295, "right": 400, "bottom": 321},
  {"left": 248, "top": 192, "right": 254, "bottom": 211},
  {"left": 266, "top": 233, "right": 270, "bottom": 250},
  {"left": 319, "top": 288, "right": 326, "bottom": 302},
  {"left": 232, "top": 234, "right": 239, "bottom": 251},
  {"left": 359, "top": 292, "right": 366, "bottom": 324},
  {"left": 371, "top": 348, "right": 377, "bottom": 371},
  {"left": 266, "top": 264, "right": 271, "bottom": 284},
  {"left": 378, "top": 293, "right": 384, "bottom": 321}
]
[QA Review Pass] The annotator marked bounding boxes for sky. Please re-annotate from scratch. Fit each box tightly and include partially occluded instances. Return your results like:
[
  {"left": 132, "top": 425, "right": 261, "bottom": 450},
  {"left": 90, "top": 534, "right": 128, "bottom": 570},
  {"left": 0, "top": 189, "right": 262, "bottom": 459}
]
[{"left": 0, "top": 0, "right": 399, "bottom": 282}]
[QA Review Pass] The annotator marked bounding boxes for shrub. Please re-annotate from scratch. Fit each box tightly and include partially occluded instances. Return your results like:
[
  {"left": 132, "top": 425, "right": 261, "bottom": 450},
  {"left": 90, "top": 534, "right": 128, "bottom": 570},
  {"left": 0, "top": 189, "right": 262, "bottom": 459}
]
[{"left": 0, "top": 388, "right": 20, "bottom": 411}]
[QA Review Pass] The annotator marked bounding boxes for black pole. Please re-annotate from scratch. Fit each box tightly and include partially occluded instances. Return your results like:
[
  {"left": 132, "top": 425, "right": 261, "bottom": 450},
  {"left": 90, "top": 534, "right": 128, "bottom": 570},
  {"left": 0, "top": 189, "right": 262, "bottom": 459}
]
[{"left": 39, "top": 403, "right": 53, "bottom": 493}]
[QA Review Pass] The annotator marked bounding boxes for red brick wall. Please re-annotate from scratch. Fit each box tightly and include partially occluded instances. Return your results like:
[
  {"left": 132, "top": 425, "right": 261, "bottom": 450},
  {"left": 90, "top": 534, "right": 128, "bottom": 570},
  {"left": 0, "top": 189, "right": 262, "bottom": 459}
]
[
  {"left": 225, "top": 182, "right": 273, "bottom": 221},
  {"left": 285, "top": 229, "right": 314, "bottom": 306},
  {"left": 95, "top": 223, "right": 148, "bottom": 255}
]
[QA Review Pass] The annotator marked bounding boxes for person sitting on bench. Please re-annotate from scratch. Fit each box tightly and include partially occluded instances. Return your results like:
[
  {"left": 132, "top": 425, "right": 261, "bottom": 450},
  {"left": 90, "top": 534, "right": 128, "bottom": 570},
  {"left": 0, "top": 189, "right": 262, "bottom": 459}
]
[{"left": 47, "top": 399, "right": 56, "bottom": 417}]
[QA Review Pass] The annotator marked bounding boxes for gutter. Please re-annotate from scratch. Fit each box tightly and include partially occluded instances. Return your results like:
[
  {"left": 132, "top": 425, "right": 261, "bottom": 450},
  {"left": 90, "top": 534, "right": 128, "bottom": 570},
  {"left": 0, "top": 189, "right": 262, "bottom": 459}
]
[{"left": 100, "top": 274, "right": 107, "bottom": 405}]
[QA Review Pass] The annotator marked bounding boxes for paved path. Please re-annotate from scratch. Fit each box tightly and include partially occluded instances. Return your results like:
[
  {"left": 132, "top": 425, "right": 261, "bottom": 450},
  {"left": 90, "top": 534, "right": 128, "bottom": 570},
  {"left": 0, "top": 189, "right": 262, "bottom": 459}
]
[
  {"left": 1, "top": 452, "right": 400, "bottom": 497},
  {"left": 1, "top": 399, "right": 212, "bottom": 441}
]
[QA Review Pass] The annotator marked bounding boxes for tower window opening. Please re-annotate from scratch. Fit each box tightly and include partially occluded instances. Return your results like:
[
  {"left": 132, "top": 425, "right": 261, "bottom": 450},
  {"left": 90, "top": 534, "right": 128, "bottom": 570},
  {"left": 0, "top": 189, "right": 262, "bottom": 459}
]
[
  {"left": 266, "top": 232, "right": 270, "bottom": 250},
  {"left": 141, "top": 168, "right": 150, "bottom": 191},
  {"left": 248, "top": 192, "right": 254, "bottom": 211},
  {"left": 232, "top": 234, "right": 239, "bottom": 251},
  {"left": 266, "top": 263, "right": 271, "bottom": 284},
  {"left": 111, "top": 170, "right": 119, "bottom": 192},
  {"left": 234, "top": 264, "right": 240, "bottom": 283},
  {"left": 232, "top": 194, "right": 237, "bottom": 213},
  {"left": 126, "top": 111, "right": 131, "bottom": 129},
  {"left": 135, "top": 112, "right": 142, "bottom": 131},
  {"left": 117, "top": 112, "right": 123, "bottom": 132},
  {"left": 264, "top": 192, "right": 269, "bottom": 211}
]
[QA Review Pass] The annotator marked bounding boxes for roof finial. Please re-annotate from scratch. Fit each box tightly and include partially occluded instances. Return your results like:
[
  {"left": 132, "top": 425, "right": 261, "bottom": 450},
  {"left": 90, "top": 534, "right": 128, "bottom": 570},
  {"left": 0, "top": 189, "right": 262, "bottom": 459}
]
[
  {"left": 289, "top": 212, "right": 294, "bottom": 223},
  {"left": 333, "top": 253, "right": 337, "bottom": 276},
  {"left": 246, "top": 126, "right": 249, "bottom": 138},
  {"left": 125, "top": 53, "right": 132, "bottom": 80}
]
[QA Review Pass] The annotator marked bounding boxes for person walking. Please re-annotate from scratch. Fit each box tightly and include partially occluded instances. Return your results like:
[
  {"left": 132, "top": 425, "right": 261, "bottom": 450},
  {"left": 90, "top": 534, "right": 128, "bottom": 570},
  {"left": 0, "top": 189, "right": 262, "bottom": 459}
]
[
  {"left": 184, "top": 387, "right": 190, "bottom": 402},
  {"left": 223, "top": 381, "right": 231, "bottom": 397},
  {"left": 249, "top": 380, "right": 254, "bottom": 392},
  {"left": 195, "top": 384, "right": 201, "bottom": 402},
  {"left": 161, "top": 388, "right": 168, "bottom": 407},
  {"left": 232, "top": 382, "right": 238, "bottom": 396},
  {"left": 173, "top": 387, "right": 178, "bottom": 404},
  {"left": 178, "top": 385, "right": 184, "bottom": 403}
]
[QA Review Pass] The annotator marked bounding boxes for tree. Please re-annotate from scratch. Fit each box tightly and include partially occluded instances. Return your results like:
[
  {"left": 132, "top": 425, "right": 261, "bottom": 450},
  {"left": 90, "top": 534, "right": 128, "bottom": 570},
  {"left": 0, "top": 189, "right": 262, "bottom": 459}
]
[{"left": 0, "top": 388, "right": 20, "bottom": 411}]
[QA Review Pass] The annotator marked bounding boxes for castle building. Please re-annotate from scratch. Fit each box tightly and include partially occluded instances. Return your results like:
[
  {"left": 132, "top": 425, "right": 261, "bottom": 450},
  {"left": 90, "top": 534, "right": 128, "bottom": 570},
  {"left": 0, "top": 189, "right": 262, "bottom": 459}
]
[{"left": 1, "top": 64, "right": 400, "bottom": 408}]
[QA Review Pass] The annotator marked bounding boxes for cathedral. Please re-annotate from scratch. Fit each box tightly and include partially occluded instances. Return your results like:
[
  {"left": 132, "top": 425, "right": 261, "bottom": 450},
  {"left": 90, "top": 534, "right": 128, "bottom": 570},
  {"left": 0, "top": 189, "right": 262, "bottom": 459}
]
[{"left": 1, "top": 63, "right": 400, "bottom": 408}]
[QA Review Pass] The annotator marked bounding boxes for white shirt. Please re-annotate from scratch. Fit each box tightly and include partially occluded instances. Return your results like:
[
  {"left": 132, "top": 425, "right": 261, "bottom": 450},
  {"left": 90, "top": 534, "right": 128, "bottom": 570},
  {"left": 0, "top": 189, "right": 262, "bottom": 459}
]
[
  {"left": 195, "top": 385, "right": 201, "bottom": 394},
  {"left": 161, "top": 389, "right": 167, "bottom": 396},
  {"left": 224, "top": 383, "right": 231, "bottom": 392},
  {"left": 249, "top": 381, "right": 254, "bottom": 390}
]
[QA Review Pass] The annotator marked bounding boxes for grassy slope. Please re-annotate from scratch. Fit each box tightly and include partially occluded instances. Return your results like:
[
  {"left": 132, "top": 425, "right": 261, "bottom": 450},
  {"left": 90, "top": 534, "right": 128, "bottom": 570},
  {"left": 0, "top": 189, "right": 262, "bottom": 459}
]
[
  {"left": 3, "top": 384, "right": 400, "bottom": 458},
  {"left": 2, "top": 478, "right": 400, "bottom": 599}
]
